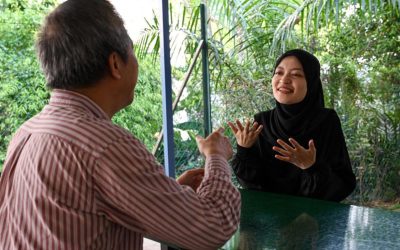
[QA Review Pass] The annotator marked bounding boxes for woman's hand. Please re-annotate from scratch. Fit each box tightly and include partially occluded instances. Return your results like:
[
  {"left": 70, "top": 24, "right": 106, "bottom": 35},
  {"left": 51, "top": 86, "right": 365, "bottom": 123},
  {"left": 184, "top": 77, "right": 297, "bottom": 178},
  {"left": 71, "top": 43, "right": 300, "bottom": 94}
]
[
  {"left": 272, "top": 138, "right": 316, "bottom": 170},
  {"left": 177, "top": 168, "right": 205, "bottom": 192},
  {"left": 228, "top": 119, "right": 263, "bottom": 148}
]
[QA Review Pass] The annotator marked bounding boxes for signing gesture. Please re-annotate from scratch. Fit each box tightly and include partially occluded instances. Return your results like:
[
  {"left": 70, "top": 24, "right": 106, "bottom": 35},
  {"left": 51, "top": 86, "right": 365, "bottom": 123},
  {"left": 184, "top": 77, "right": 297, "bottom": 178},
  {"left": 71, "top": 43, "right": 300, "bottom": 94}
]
[
  {"left": 273, "top": 138, "right": 316, "bottom": 170},
  {"left": 228, "top": 119, "right": 263, "bottom": 148},
  {"left": 196, "top": 127, "right": 233, "bottom": 160}
]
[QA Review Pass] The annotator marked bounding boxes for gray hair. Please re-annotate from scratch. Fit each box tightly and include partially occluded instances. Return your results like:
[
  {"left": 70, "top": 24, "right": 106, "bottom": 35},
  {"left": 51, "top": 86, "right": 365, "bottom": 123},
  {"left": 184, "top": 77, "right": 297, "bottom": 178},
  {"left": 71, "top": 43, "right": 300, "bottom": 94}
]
[{"left": 36, "top": 0, "right": 132, "bottom": 89}]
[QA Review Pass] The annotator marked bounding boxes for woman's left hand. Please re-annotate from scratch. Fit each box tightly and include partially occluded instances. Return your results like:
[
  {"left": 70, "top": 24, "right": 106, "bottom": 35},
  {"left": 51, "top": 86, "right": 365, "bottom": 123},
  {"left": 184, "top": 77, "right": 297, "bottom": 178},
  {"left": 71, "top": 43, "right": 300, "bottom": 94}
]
[{"left": 272, "top": 138, "right": 316, "bottom": 170}]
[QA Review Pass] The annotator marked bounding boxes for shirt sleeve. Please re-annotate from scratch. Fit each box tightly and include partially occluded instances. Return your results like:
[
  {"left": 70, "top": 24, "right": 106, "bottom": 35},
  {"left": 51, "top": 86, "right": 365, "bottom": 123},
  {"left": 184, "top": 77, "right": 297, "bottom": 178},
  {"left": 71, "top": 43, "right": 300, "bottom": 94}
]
[
  {"left": 93, "top": 136, "right": 241, "bottom": 249},
  {"left": 231, "top": 143, "right": 265, "bottom": 189}
]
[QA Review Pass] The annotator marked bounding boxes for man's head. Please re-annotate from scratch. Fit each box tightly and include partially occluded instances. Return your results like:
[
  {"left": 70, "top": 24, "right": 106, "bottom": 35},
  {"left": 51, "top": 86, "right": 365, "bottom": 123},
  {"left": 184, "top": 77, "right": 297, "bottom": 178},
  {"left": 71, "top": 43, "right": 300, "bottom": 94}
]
[{"left": 36, "top": 0, "right": 134, "bottom": 90}]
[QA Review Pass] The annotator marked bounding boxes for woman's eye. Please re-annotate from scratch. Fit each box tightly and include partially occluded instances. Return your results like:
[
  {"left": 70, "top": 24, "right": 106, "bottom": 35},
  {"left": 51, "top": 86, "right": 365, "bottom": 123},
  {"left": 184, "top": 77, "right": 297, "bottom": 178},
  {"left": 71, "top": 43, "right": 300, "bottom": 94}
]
[{"left": 274, "top": 71, "right": 283, "bottom": 75}]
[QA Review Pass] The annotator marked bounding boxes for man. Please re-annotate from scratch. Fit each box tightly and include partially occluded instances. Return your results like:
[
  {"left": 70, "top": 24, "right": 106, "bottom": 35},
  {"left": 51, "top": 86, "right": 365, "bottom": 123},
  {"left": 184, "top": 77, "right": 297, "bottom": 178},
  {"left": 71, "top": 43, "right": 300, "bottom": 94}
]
[{"left": 0, "top": 0, "right": 241, "bottom": 249}]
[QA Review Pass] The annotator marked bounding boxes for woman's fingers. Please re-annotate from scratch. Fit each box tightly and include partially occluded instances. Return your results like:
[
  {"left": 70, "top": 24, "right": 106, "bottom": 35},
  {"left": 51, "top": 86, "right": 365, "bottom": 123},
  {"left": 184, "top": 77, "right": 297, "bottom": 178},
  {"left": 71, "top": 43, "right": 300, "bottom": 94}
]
[
  {"left": 231, "top": 119, "right": 262, "bottom": 134},
  {"left": 227, "top": 119, "right": 263, "bottom": 148},
  {"left": 274, "top": 138, "right": 317, "bottom": 169},
  {"left": 308, "top": 139, "right": 316, "bottom": 159},
  {"left": 288, "top": 138, "right": 302, "bottom": 149},
  {"left": 274, "top": 154, "right": 290, "bottom": 162},
  {"left": 308, "top": 139, "right": 316, "bottom": 152},
  {"left": 272, "top": 146, "right": 292, "bottom": 157},
  {"left": 254, "top": 123, "right": 263, "bottom": 134},
  {"left": 236, "top": 119, "right": 244, "bottom": 131},
  {"left": 227, "top": 121, "right": 238, "bottom": 134},
  {"left": 244, "top": 119, "right": 251, "bottom": 132},
  {"left": 276, "top": 139, "right": 294, "bottom": 152}
]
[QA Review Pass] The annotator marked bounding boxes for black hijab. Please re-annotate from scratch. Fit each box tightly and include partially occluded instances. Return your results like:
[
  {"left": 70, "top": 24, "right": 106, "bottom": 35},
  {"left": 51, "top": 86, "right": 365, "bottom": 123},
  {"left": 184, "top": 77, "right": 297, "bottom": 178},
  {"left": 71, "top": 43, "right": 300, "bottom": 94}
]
[{"left": 264, "top": 49, "right": 327, "bottom": 146}]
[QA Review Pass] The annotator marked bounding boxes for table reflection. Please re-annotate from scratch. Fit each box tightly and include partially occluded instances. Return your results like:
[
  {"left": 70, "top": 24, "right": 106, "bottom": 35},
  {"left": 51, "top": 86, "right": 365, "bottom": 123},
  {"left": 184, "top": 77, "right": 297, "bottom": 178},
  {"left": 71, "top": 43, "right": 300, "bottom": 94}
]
[{"left": 222, "top": 189, "right": 400, "bottom": 250}]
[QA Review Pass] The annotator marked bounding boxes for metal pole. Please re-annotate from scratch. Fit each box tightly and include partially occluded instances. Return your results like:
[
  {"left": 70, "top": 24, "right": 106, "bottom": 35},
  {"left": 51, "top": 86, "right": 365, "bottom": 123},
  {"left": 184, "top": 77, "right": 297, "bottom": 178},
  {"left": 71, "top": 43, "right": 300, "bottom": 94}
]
[
  {"left": 152, "top": 40, "right": 205, "bottom": 155},
  {"left": 200, "top": 4, "right": 212, "bottom": 137},
  {"left": 160, "top": 0, "right": 175, "bottom": 178}
]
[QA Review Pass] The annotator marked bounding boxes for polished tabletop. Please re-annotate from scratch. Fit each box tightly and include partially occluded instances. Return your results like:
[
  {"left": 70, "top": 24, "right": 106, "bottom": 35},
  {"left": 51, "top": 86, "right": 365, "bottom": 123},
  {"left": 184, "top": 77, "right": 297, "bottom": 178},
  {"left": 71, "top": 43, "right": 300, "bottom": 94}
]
[{"left": 222, "top": 189, "right": 400, "bottom": 250}]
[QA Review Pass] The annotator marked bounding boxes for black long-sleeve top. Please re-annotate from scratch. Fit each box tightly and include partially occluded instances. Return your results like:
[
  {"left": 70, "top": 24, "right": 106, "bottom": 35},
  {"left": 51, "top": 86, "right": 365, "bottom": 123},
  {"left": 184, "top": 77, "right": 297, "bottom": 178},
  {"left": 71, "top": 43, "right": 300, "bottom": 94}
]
[{"left": 232, "top": 108, "right": 356, "bottom": 202}]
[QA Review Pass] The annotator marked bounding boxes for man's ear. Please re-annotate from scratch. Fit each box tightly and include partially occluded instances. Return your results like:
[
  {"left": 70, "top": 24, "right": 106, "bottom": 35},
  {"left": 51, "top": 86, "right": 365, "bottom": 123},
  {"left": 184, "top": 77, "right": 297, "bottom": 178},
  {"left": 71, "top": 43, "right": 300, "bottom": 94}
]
[{"left": 108, "top": 52, "right": 122, "bottom": 79}]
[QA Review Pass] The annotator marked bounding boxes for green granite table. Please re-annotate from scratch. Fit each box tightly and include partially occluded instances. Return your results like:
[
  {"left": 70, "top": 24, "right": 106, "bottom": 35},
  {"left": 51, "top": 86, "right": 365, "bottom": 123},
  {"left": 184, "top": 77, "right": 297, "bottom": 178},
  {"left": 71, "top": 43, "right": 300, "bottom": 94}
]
[{"left": 221, "top": 189, "right": 400, "bottom": 250}]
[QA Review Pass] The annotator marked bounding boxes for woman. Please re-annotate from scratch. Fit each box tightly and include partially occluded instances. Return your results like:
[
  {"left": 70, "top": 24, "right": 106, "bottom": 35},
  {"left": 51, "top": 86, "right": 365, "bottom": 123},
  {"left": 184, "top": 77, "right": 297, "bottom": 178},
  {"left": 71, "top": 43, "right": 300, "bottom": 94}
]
[{"left": 228, "top": 49, "right": 356, "bottom": 202}]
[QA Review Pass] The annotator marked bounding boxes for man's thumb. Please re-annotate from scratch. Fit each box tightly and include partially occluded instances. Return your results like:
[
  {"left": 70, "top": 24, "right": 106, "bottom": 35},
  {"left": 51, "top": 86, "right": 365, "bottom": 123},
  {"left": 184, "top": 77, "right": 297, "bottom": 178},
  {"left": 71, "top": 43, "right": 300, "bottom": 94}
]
[
  {"left": 195, "top": 135, "right": 204, "bottom": 143},
  {"left": 216, "top": 127, "right": 225, "bottom": 134}
]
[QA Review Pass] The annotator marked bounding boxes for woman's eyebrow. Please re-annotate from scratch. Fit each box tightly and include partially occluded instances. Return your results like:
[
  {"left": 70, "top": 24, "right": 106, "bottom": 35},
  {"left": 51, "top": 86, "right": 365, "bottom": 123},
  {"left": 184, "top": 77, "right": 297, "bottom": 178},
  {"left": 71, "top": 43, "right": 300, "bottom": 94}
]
[{"left": 275, "top": 66, "right": 303, "bottom": 71}]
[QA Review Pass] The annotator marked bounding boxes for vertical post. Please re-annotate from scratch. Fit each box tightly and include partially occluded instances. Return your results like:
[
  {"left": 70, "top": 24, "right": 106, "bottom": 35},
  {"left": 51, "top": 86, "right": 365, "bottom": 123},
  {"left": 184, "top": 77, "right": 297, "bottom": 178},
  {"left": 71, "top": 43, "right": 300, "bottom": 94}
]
[
  {"left": 160, "top": 0, "right": 175, "bottom": 178},
  {"left": 200, "top": 3, "right": 212, "bottom": 137}
]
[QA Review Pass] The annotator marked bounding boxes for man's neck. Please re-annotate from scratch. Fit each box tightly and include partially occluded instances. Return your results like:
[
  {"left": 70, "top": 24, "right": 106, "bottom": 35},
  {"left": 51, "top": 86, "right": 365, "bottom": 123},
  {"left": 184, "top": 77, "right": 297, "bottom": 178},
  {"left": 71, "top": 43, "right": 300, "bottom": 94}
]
[{"left": 72, "top": 82, "right": 119, "bottom": 119}]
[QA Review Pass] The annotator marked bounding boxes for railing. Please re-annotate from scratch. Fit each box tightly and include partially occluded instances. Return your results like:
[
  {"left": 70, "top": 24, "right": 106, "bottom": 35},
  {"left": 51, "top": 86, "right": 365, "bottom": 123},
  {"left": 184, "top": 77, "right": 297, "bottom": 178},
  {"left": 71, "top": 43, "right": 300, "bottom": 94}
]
[
  {"left": 152, "top": 40, "right": 205, "bottom": 155},
  {"left": 153, "top": 3, "right": 211, "bottom": 156}
]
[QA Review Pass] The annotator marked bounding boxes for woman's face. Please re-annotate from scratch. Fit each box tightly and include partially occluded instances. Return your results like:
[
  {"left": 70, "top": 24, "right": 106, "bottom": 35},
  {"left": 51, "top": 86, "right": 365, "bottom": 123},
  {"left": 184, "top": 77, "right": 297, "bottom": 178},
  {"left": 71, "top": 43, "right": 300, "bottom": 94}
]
[{"left": 272, "top": 56, "right": 307, "bottom": 105}]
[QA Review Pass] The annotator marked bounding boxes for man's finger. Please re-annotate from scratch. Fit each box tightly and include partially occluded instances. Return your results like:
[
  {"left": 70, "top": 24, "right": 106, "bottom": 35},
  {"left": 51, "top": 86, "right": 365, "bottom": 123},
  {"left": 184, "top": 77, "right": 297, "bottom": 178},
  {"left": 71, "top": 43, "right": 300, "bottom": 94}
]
[
  {"left": 195, "top": 135, "right": 204, "bottom": 145},
  {"left": 188, "top": 168, "right": 205, "bottom": 175},
  {"left": 186, "top": 168, "right": 202, "bottom": 173},
  {"left": 216, "top": 127, "right": 225, "bottom": 134},
  {"left": 192, "top": 168, "right": 204, "bottom": 174}
]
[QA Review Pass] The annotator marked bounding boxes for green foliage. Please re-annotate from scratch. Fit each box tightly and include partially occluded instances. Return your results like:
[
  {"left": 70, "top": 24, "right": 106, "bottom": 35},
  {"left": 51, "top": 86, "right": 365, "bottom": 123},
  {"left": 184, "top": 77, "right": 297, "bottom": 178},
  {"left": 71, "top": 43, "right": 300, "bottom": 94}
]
[
  {"left": 0, "top": 1, "right": 53, "bottom": 169},
  {"left": 317, "top": 5, "right": 400, "bottom": 202},
  {"left": 271, "top": 0, "right": 400, "bottom": 53}
]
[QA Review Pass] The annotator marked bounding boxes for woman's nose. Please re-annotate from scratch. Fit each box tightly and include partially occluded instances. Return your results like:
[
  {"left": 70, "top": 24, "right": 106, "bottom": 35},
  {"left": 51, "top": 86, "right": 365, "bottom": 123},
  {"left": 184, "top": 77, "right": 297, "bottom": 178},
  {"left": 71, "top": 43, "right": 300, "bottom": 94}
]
[{"left": 279, "top": 74, "right": 290, "bottom": 83}]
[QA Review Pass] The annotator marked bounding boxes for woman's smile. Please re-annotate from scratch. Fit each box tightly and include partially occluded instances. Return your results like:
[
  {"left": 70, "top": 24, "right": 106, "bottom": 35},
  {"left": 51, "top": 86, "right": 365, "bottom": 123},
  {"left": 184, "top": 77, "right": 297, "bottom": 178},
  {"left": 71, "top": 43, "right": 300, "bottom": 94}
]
[{"left": 277, "top": 86, "right": 294, "bottom": 94}]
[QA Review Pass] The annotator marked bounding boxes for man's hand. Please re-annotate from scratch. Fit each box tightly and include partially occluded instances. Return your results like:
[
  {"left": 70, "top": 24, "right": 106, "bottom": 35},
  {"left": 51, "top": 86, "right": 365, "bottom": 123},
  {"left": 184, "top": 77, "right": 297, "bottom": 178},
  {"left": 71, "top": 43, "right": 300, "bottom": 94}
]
[
  {"left": 272, "top": 138, "right": 316, "bottom": 170},
  {"left": 196, "top": 127, "right": 233, "bottom": 160},
  {"left": 177, "top": 168, "right": 204, "bottom": 192},
  {"left": 228, "top": 119, "right": 263, "bottom": 148}
]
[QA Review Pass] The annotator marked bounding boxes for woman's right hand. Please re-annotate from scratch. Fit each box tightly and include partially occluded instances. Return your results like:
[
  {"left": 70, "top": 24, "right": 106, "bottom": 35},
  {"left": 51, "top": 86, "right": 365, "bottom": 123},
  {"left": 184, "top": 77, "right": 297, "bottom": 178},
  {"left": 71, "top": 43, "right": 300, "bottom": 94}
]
[{"left": 228, "top": 119, "right": 263, "bottom": 148}]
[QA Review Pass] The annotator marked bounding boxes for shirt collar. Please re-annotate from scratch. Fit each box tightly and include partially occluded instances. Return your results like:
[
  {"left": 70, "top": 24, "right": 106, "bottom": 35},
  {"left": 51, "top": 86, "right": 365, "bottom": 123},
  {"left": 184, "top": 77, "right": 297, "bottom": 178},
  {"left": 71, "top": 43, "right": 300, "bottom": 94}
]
[{"left": 49, "top": 89, "right": 109, "bottom": 120}]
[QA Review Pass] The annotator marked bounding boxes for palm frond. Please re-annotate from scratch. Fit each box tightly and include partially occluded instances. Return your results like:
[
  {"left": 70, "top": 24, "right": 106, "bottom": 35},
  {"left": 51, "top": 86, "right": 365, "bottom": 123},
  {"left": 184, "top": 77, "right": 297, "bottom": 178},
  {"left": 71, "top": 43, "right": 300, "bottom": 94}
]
[{"left": 270, "top": 0, "right": 400, "bottom": 53}]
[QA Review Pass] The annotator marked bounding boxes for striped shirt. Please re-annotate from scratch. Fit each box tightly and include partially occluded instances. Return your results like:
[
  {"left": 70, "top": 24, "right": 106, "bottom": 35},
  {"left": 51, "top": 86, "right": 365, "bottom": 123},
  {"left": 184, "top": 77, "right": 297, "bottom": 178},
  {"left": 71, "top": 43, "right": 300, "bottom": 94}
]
[{"left": 0, "top": 89, "right": 241, "bottom": 250}]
